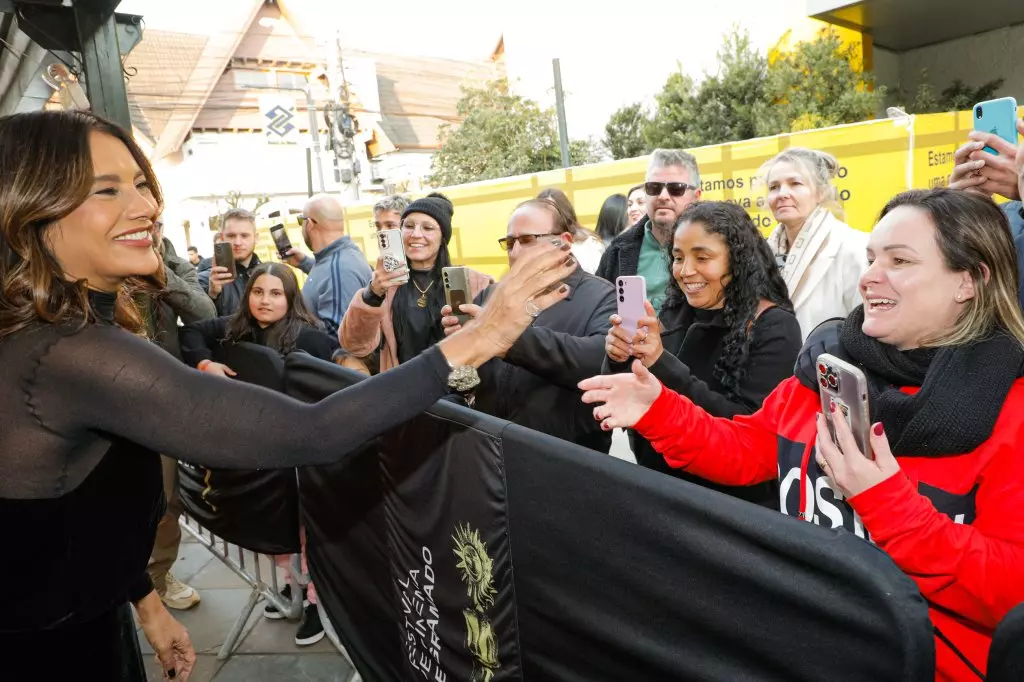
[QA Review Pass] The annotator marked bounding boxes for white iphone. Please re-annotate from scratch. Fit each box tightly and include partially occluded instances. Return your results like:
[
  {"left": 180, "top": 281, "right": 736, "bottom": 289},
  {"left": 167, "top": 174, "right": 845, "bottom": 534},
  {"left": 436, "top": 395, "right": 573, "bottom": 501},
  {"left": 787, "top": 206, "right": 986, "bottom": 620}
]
[
  {"left": 377, "top": 228, "right": 409, "bottom": 284},
  {"left": 616, "top": 275, "right": 647, "bottom": 338}
]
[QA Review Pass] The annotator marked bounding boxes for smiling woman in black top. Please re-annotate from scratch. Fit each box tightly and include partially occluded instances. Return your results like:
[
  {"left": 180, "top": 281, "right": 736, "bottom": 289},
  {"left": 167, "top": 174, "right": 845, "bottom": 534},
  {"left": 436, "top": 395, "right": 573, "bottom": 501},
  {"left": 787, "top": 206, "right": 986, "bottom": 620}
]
[
  {"left": 606, "top": 201, "right": 802, "bottom": 506},
  {"left": 180, "top": 261, "right": 338, "bottom": 373},
  {"left": 0, "top": 110, "right": 576, "bottom": 681}
]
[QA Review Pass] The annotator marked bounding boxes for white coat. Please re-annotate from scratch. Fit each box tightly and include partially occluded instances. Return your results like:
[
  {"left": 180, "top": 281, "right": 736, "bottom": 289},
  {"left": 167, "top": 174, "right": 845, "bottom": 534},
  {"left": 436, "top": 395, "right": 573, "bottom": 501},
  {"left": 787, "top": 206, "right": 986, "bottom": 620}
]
[{"left": 767, "top": 208, "right": 868, "bottom": 340}]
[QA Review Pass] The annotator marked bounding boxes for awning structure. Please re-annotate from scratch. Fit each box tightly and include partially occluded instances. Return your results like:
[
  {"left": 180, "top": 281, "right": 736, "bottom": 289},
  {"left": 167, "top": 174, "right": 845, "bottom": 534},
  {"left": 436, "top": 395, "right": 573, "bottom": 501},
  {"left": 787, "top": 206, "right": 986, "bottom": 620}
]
[
  {"left": 0, "top": 0, "right": 143, "bottom": 127},
  {"left": 808, "top": 0, "right": 1024, "bottom": 51}
]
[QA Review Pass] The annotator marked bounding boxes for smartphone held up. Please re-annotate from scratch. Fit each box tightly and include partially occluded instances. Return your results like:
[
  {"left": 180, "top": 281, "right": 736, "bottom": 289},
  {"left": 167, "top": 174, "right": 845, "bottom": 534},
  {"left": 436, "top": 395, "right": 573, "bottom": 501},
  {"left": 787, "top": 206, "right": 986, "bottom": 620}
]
[
  {"left": 213, "top": 242, "right": 237, "bottom": 279},
  {"left": 616, "top": 276, "right": 647, "bottom": 338},
  {"left": 973, "top": 97, "right": 1019, "bottom": 154},
  {"left": 816, "top": 354, "right": 872, "bottom": 460}
]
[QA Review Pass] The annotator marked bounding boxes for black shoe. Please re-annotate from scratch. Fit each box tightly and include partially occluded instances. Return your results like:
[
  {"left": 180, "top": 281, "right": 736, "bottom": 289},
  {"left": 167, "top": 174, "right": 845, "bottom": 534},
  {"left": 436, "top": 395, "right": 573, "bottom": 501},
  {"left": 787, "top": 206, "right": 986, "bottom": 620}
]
[
  {"left": 295, "top": 603, "right": 325, "bottom": 646},
  {"left": 264, "top": 584, "right": 305, "bottom": 620}
]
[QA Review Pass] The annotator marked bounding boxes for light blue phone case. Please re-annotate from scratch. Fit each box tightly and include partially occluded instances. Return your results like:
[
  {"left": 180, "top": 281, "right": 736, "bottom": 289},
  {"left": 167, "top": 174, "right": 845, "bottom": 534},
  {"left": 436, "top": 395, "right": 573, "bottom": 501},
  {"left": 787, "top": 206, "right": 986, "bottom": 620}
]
[{"left": 973, "top": 97, "right": 1019, "bottom": 154}]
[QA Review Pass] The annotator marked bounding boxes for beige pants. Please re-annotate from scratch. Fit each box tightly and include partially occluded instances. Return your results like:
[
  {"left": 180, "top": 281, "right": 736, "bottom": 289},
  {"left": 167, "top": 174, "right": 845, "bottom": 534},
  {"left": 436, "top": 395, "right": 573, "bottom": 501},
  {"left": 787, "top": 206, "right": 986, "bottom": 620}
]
[{"left": 147, "top": 456, "right": 183, "bottom": 594}]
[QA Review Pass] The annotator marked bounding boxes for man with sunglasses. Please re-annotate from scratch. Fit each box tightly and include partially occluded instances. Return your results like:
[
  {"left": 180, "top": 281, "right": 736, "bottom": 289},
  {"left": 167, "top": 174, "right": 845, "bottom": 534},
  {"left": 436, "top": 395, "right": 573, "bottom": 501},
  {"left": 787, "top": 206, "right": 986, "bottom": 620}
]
[
  {"left": 596, "top": 149, "right": 702, "bottom": 313},
  {"left": 286, "top": 194, "right": 373, "bottom": 334},
  {"left": 440, "top": 197, "right": 616, "bottom": 453}
]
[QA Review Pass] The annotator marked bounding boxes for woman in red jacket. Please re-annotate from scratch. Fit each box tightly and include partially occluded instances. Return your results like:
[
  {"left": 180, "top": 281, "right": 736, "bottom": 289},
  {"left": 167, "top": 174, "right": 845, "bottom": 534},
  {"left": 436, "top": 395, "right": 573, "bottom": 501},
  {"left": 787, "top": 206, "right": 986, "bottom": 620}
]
[{"left": 580, "top": 189, "right": 1024, "bottom": 682}]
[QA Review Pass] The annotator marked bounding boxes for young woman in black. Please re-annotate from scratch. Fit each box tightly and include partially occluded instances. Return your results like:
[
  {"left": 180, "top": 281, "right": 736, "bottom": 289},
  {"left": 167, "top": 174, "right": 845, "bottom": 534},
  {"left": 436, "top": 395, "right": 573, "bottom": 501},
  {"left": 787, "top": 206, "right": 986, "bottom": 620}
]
[
  {"left": 0, "top": 110, "right": 576, "bottom": 681},
  {"left": 605, "top": 201, "right": 802, "bottom": 506},
  {"left": 180, "top": 261, "right": 338, "bottom": 371}
]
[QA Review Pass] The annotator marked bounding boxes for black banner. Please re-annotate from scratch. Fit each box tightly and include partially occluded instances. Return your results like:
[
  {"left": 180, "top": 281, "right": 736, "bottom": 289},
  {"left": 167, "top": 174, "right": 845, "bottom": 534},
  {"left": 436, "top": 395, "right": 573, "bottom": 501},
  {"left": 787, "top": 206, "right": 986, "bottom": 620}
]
[
  {"left": 177, "top": 342, "right": 300, "bottom": 555},
  {"left": 287, "top": 353, "right": 935, "bottom": 682},
  {"left": 289, "top": 360, "right": 522, "bottom": 681}
]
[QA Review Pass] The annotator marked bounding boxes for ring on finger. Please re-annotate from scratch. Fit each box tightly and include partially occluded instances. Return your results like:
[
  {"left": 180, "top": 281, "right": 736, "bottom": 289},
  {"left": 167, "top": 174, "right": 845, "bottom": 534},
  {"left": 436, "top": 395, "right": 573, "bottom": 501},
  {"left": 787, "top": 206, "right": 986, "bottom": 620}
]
[{"left": 525, "top": 298, "right": 541, "bottom": 318}]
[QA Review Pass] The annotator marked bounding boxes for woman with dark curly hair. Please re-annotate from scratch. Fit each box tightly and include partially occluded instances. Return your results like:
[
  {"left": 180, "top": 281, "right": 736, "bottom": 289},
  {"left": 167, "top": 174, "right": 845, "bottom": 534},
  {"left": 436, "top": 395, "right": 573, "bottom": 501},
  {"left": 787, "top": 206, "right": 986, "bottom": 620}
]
[{"left": 604, "top": 201, "right": 802, "bottom": 505}]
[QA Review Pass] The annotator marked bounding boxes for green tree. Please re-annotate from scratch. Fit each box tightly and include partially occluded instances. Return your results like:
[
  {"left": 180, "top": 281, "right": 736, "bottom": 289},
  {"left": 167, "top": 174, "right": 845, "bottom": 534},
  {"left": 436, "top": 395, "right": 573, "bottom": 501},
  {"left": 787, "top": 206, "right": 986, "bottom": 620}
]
[
  {"left": 901, "top": 70, "right": 1005, "bottom": 114},
  {"left": 754, "top": 28, "right": 883, "bottom": 136},
  {"left": 429, "top": 78, "right": 599, "bottom": 187},
  {"left": 641, "top": 28, "right": 767, "bottom": 150},
  {"left": 603, "top": 102, "right": 651, "bottom": 159}
]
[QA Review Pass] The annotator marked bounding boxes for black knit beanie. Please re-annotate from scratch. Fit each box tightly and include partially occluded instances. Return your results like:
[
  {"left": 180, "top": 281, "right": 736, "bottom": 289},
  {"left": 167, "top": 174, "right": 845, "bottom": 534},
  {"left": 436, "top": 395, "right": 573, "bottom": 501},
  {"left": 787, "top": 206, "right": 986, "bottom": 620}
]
[{"left": 401, "top": 192, "right": 454, "bottom": 244}]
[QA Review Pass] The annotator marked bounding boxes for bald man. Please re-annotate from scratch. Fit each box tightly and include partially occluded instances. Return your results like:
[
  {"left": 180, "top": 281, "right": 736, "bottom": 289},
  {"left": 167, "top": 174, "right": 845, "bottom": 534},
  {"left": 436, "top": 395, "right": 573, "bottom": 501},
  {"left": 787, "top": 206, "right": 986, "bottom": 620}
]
[{"left": 288, "top": 194, "right": 373, "bottom": 334}]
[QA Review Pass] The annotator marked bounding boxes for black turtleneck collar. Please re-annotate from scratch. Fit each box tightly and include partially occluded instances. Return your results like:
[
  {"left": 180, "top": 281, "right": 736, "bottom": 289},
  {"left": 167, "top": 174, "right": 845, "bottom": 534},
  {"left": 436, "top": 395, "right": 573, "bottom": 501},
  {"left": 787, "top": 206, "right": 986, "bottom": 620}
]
[
  {"left": 87, "top": 289, "right": 118, "bottom": 325},
  {"left": 692, "top": 306, "right": 724, "bottom": 325}
]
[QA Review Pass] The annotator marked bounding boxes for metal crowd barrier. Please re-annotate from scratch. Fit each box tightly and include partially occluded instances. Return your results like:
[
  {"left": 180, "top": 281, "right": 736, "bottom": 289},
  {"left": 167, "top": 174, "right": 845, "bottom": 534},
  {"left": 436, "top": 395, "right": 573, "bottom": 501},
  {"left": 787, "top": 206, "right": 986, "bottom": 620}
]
[{"left": 178, "top": 511, "right": 361, "bottom": 681}]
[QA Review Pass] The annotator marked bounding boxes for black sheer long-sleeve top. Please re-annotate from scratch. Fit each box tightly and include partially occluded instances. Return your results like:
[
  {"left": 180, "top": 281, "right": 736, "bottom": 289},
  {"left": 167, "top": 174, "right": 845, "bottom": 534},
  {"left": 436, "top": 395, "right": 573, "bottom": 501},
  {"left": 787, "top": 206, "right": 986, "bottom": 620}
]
[{"left": 0, "top": 291, "right": 451, "bottom": 633}]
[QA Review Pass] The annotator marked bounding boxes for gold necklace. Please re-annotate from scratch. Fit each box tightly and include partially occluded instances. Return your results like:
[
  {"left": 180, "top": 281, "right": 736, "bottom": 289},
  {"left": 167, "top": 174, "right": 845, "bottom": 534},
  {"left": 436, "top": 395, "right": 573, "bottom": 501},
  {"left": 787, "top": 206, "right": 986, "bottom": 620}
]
[{"left": 412, "top": 278, "right": 435, "bottom": 308}]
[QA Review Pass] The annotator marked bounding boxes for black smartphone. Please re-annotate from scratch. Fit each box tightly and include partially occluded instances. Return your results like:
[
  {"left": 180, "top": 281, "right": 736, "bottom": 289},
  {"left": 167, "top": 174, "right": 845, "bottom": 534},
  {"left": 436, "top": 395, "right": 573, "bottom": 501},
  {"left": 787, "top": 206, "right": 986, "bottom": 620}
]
[
  {"left": 213, "top": 242, "right": 236, "bottom": 278},
  {"left": 270, "top": 223, "right": 292, "bottom": 259}
]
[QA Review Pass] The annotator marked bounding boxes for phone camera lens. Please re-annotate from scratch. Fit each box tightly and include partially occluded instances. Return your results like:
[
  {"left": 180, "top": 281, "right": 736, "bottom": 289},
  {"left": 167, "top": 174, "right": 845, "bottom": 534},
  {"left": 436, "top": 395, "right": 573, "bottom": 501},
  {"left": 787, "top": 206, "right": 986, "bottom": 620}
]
[
  {"left": 618, "top": 287, "right": 624, "bottom": 294},
  {"left": 976, "top": 105, "right": 983, "bottom": 119},
  {"left": 619, "top": 295, "right": 625, "bottom": 303},
  {"left": 819, "top": 377, "right": 828, "bottom": 389},
  {"left": 827, "top": 374, "right": 838, "bottom": 389}
]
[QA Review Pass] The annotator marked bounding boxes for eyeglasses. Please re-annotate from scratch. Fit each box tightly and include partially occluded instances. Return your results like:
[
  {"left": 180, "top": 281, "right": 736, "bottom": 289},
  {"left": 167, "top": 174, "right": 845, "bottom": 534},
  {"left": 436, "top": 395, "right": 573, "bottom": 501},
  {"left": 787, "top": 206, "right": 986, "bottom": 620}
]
[
  {"left": 296, "top": 215, "right": 317, "bottom": 227},
  {"left": 497, "top": 232, "right": 561, "bottom": 252},
  {"left": 644, "top": 181, "right": 697, "bottom": 198}
]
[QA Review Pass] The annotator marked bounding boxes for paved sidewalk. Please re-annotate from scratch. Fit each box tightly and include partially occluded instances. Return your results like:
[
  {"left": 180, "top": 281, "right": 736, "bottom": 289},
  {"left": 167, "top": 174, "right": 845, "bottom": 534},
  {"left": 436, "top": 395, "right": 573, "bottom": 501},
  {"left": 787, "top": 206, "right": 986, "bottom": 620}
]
[{"left": 137, "top": 534, "right": 353, "bottom": 681}]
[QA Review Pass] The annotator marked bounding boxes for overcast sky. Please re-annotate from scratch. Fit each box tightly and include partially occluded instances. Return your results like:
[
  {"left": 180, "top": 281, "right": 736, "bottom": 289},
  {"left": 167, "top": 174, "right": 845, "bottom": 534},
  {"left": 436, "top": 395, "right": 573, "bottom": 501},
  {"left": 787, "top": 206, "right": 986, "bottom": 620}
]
[{"left": 117, "top": 0, "right": 808, "bottom": 140}]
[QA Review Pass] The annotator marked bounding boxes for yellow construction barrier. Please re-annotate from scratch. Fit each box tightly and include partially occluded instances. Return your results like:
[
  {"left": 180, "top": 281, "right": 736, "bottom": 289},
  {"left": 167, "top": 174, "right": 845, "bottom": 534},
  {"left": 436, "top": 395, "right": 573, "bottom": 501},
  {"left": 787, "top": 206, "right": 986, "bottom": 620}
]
[{"left": 256, "top": 108, "right": 1020, "bottom": 281}]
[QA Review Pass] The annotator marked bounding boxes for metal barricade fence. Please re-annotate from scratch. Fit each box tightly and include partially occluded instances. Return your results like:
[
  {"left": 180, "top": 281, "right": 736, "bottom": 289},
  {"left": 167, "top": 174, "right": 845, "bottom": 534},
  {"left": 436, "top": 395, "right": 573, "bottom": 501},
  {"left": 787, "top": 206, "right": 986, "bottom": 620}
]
[{"left": 178, "top": 511, "right": 361, "bottom": 681}]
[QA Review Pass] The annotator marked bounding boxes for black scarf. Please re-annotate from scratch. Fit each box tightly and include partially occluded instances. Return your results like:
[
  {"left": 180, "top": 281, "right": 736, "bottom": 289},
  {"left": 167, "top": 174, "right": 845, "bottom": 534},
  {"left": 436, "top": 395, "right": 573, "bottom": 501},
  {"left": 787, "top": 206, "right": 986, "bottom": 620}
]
[{"left": 826, "top": 306, "right": 1024, "bottom": 457}]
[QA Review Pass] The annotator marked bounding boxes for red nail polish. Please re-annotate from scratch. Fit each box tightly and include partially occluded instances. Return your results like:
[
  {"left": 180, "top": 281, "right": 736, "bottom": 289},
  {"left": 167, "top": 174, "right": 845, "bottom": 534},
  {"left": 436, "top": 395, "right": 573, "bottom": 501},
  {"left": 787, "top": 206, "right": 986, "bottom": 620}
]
[
  {"left": 829, "top": 402, "right": 836, "bottom": 413},
  {"left": 873, "top": 423, "right": 884, "bottom": 436}
]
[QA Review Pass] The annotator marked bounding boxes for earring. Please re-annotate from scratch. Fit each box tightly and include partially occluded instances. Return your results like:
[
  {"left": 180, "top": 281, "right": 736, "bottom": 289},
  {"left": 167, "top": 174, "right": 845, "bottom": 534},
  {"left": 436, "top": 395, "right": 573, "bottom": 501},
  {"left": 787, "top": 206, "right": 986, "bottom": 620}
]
[{"left": 956, "top": 294, "right": 963, "bottom": 302}]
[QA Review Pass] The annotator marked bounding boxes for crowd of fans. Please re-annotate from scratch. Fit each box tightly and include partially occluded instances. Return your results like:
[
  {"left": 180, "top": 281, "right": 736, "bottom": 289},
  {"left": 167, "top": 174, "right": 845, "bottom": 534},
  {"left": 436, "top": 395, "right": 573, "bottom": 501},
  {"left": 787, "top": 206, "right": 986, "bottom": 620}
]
[{"left": 3, "top": 104, "right": 1024, "bottom": 680}]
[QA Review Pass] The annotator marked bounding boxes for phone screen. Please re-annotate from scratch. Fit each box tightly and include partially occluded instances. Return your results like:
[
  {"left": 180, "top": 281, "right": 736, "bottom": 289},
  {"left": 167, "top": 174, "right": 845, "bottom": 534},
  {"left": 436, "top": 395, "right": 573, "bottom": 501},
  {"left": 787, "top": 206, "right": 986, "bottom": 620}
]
[{"left": 270, "top": 225, "right": 291, "bottom": 256}]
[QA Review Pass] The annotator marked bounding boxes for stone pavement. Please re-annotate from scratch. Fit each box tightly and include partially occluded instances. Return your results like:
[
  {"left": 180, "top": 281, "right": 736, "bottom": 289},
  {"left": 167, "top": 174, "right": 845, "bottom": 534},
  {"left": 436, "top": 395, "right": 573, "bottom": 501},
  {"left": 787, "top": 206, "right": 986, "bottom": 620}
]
[{"left": 137, "top": 533, "right": 354, "bottom": 682}]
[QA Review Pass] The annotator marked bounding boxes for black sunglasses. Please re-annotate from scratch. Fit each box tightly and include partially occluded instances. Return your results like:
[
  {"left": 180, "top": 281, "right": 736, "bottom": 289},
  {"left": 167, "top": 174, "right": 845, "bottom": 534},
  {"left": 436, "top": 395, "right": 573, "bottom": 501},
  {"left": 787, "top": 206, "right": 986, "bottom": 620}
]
[
  {"left": 644, "top": 181, "right": 696, "bottom": 198},
  {"left": 497, "top": 232, "right": 561, "bottom": 252}
]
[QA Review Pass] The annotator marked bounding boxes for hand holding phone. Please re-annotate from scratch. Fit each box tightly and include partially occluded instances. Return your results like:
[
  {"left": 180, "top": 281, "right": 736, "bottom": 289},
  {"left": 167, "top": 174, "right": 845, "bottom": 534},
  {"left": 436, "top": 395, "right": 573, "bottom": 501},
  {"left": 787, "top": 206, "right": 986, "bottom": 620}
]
[
  {"left": 377, "top": 229, "right": 409, "bottom": 284},
  {"left": 443, "top": 266, "right": 472, "bottom": 324},
  {"left": 616, "top": 276, "right": 647, "bottom": 338},
  {"left": 270, "top": 224, "right": 292, "bottom": 260},
  {"left": 816, "top": 354, "right": 872, "bottom": 460},
  {"left": 973, "top": 97, "right": 1019, "bottom": 155}
]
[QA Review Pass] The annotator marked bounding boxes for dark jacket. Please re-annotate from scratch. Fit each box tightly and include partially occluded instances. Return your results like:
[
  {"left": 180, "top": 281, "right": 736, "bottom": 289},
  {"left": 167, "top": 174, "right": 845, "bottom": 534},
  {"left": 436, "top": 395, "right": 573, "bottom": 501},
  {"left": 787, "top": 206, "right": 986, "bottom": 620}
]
[
  {"left": 143, "top": 239, "right": 216, "bottom": 360},
  {"left": 296, "top": 236, "right": 373, "bottom": 335},
  {"left": 595, "top": 216, "right": 646, "bottom": 284},
  {"left": 607, "top": 302, "right": 802, "bottom": 506},
  {"left": 197, "top": 254, "right": 262, "bottom": 317},
  {"left": 179, "top": 315, "right": 339, "bottom": 368},
  {"left": 473, "top": 267, "right": 617, "bottom": 453}
]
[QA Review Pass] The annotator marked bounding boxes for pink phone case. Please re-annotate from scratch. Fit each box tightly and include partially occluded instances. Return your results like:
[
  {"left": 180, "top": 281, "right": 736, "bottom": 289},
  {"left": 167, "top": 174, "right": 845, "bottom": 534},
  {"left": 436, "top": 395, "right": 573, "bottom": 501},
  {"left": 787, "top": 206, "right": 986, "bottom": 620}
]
[{"left": 616, "top": 276, "right": 647, "bottom": 338}]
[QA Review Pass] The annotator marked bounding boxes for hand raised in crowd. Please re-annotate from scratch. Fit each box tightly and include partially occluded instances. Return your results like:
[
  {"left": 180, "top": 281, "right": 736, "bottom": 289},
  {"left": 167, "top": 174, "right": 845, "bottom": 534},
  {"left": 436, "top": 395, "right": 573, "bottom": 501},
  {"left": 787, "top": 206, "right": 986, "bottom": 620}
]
[
  {"left": 199, "top": 361, "right": 236, "bottom": 378},
  {"left": 948, "top": 119, "right": 1024, "bottom": 200},
  {"left": 207, "top": 265, "right": 235, "bottom": 299},
  {"left": 442, "top": 240, "right": 575, "bottom": 364},
  {"left": 579, "top": 360, "right": 663, "bottom": 431},
  {"left": 605, "top": 301, "right": 664, "bottom": 367},
  {"left": 368, "top": 256, "right": 408, "bottom": 298},
  {"left": 440, "top": 303, "right": 482, "bottom": 338},
  {"left": 284, "top": 247, "right": 307, "bottom": 268},
  {"left": 814, "top": 410, "right": 900, "bottom": 499}
]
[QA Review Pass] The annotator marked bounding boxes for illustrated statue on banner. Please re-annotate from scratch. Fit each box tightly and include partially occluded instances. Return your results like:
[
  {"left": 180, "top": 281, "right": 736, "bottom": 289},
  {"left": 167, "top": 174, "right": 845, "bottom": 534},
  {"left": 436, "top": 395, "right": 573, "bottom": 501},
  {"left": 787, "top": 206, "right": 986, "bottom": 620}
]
[{"left": 453, "top": 524, "right": 500, "bottom": 682}]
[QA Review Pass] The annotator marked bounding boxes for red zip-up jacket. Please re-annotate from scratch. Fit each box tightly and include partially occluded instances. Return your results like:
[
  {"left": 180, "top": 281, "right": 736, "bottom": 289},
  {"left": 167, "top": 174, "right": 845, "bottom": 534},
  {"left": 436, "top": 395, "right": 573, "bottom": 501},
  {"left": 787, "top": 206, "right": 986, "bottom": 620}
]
[{"left": 634, "top": 375, "right": 1024, "bottom": 681}]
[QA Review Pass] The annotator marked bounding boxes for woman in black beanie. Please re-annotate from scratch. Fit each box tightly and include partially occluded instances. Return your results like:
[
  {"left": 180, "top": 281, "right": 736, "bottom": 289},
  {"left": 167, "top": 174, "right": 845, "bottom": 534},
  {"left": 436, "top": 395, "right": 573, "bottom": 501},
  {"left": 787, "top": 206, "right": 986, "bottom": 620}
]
[{"left": 340, "top": 193, "right": 493, "bottom": 371}]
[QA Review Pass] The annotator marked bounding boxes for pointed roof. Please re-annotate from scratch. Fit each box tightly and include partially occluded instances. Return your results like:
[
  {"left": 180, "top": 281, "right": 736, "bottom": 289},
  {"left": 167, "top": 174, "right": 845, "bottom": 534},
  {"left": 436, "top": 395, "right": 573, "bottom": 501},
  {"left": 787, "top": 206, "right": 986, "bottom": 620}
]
[{"left": 124, "top": 0, "right": 264, "bottom": 159}]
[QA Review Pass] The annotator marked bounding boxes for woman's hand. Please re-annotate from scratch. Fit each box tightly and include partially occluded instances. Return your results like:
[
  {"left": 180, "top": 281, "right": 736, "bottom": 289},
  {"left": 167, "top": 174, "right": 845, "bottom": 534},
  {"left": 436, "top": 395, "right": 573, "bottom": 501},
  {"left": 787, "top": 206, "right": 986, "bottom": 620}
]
[
  {"left": 200, "top": 361, "right": 236, "bottom": 378},
  {"left": 369, "top": 257, "right": 408, "bottom": 297},
  {"left": 630, "top": 301, "right": 664, "bottom": 368},
  {"left": 579, "top": 360, "right": 663, "bottom": 431},
  {"left": 439, "top": 240, "right": 576, "bottom": 367},
  {"left": 136, "top": 591, "right": 195, "bottom": 680},
  {"left": 605, "top": 315, "right": 634, "bottom": 363},
  {"left": 440, "top": 304, "right": 481, "bottom": 338},
  {"left": 815, "top": 411, "right": 900, "bottom": 498},
  {"left": 948, "top": 120, "right": 1024, "bottom": 200}
]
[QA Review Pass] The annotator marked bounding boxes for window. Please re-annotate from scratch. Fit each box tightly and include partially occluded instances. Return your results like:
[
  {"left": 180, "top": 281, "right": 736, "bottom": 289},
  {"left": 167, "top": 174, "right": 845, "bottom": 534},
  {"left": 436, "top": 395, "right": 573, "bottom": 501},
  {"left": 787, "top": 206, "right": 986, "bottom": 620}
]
[{"left": 233, "top": 69, "right": 307, "bottom": 91}]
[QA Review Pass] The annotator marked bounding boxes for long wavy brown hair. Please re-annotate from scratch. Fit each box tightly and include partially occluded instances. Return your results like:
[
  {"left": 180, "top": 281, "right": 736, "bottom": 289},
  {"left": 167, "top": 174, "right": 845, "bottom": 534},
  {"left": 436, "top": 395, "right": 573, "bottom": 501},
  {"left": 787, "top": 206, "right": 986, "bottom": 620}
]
[{"left": 0, "top": 110, "right": 165, "bottom": 339}]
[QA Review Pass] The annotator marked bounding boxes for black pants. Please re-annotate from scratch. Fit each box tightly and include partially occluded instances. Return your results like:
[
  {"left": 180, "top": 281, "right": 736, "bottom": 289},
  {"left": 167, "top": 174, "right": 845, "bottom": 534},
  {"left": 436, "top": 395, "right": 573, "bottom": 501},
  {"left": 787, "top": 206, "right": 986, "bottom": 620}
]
[{"left": 1, "top": 602, "right": 146, "bottom": 681}]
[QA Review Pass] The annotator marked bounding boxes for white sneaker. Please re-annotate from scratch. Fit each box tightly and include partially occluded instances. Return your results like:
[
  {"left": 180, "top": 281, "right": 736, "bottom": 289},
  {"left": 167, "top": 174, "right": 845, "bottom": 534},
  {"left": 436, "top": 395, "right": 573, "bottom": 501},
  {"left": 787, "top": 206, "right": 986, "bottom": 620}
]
[{"left": 159, "top": 573, "right": 201, "bottom": 610}]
